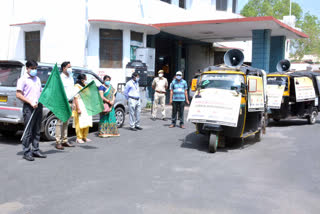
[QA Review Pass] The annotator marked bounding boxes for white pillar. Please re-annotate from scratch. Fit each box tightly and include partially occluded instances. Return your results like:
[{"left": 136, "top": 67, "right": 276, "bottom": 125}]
[{"left": 123, "top": 29, "right": 131, "bottom": 68}]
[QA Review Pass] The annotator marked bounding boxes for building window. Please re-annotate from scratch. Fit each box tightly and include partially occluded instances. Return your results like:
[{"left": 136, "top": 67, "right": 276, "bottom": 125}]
[
  {"left": 160, "top": 0, "right": 171, "bottom": 4},
  {"left": 216, "top": 0, "right": 228, "bottom": 11},
  {"left": 99, "top": 29, "right": 123, "bottom": 68},
  {"left": 130, "top": 31, "right": 143, "bottom": 61},
  {"left": 179, "top": 0, "right": 185, "bottom": 8},
  {"left": 232, "top": 0, "right": 237, "bottom": 13},
  {"left": 25, "top": 31, "right": 40, "bottom": 61}
]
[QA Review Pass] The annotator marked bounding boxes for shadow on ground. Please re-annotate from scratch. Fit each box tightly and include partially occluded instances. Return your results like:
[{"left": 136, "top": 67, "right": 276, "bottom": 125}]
[
  {"left": 267, "top": 119, "right": 313, "bottom": 127},
  {"left": 180, "top": 132, "right": 260, "bottom": 153}
]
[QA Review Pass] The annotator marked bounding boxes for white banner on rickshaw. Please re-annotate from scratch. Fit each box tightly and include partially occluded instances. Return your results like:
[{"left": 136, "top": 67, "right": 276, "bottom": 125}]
[
  {"left": 187, "top": 88, "right": 241, "bottom": 127},
  {"left": 294, "top": 77, "right": 316, "bottom": 102},
  {"left": 267, "top": 85, "right": 285, "bottom": 109}
]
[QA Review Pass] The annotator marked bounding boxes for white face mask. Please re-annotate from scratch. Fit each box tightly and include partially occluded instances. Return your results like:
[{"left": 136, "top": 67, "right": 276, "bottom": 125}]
[
  {"left": 66, "top": 68, "right": 72, "bottom": 74},
  {"left": 159, "top": 73, "right": 163, "bottom": 77}
]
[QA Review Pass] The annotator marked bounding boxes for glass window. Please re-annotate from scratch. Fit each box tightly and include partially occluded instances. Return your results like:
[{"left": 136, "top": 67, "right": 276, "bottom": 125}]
[
  {"left": 25, "top": 31, "right": 40, "bottom": 61},
  {"left": 0, "top": 65, "right": 22, "bottom": 87},
  {"left": 216, "top": 0, "right": 228, "bottom": 11},
  {"left": 37, "top": 65, "right": 53, "bottom": 87},
  {"left": 267, "top": 76, "right": 288, "bottom": 91},
  {"left": 200, "top": 74, "right": 244, "bottom": 90},
  {"left": 179, "top": 0, "right": 185, "bottom": 9},
  {"left": 99, "top": 29, "right": 123, "bottom": 68},
  {"left": 232, "top": 0, "right": 237, "bottom": 13}
]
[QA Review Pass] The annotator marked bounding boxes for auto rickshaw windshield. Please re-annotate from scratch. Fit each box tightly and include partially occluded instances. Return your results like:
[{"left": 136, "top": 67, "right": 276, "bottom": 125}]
[
  {"left": 267, "top": 76, "right": 288, "bottom": 90},
  {"left": 200, "top": 73, "right": 244, "bottom": 90}
]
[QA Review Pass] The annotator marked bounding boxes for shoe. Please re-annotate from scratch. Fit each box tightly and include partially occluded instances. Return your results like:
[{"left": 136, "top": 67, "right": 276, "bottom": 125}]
[
  {"left": 76, "top": 139, "right": 85, "bottom": 144},
  {"left": 162, "top": 118, "right": 167, "bottom": 121},
  {"left": 62, "top": 142, "right": 75, "bottom": 147},
  {"left": 135, "top": 126, "right": 143, "bottom": 130},
  {"left": 33, "top": 151, "right": 47, "bottom": 158},
  {"left": 55, "top": 144, "right": 64, "bottom": 150},
  {"left": 84, "top": 138, "right": 92, "bottom": 142},
  {"left": 180, "top": 125, "right": 185, "bottom": 129},
  {"left": 151, "top": 117, "right": 156, "bottom": 121},
  {"left": 130, "top": 127, "right": 137, "bottom": 131},
  {"left": 23, "top": 155, "right": 34, "bottom": 161},
  {"left": 169, "top": 124, "right": 175, "bottom": 128}
]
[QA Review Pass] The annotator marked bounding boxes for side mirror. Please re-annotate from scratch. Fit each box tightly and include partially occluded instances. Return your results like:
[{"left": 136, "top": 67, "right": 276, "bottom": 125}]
[{"left": 241, "top": 83, "right": 247, "bottom": 94}]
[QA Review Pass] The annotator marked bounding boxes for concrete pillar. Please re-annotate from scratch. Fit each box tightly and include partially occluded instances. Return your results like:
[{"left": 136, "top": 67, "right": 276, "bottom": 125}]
[
  {"left": 252, "top": 29, "right": 271, "bottom": 73},
  {"left": 269, "top": 36, "right": 286, "bottom": 73}
]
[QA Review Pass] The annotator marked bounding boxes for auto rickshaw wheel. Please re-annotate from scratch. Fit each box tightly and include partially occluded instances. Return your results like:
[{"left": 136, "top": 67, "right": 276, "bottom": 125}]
[
  {"left": 208, "top": 134, "right": 218, "bottom": 153},
  {"left": 254, "top": 130, "right": 262, "bottom": 142},
  {"left": 307, "top": 109, "right": 318, "bottom": 124}
]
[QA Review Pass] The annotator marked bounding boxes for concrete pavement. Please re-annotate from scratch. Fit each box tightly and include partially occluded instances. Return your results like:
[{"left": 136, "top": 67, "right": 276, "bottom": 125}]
[{"left": 0, "top": 109, "right": 320, "bottom": 214}]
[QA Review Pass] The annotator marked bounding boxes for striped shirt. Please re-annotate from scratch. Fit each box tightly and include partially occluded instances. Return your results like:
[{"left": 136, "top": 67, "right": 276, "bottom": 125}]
[{"left": 170, "top": 79, "right": 188, "bottom": 101}]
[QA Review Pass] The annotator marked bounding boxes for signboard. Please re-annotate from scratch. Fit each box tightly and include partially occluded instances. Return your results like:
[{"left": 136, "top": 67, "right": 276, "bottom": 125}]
[
  {"left": 187, "top": 88, "right": 241, "bottom": 127},
  {"left": 247, "top": 76, "right": 264, "bottom": 111},
  {"left": 267, "top": 85, "right": 285, "bottom": 109},
  {"left": 294, "top": 77, "right": 316, "bottom": 102}
]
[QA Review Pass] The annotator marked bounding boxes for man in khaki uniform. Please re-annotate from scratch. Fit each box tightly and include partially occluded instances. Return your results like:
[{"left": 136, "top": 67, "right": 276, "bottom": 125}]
[{"left": 152, "top": 70, "right": 168, "bottom": 120}]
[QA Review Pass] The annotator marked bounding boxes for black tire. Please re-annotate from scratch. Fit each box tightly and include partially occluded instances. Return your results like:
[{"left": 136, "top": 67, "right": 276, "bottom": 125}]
[
  {"left": 208, "top": 134, "right": 217, "bottom": 153},
  {"left": 254, "top": 130, "right": 262, "bottom": 142},
  {"left": 115, "top": 107, "right": 125, "bottom": 128},
  {"left": 307, "top": 109, "right": 318, "bottom": 124},
  {"left": 44, "top": 115, "right": 58, "bottom": 141},
  {"left": 0, "top": 130, "right": 17, "bottom": 137}
]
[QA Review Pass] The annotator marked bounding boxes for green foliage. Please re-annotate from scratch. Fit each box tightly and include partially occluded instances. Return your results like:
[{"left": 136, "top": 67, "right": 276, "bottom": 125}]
[{"left": 241, "top": 0, "right": 319, "bottom": 59}]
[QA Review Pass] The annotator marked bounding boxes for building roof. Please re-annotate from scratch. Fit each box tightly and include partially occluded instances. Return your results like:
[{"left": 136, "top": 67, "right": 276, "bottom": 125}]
[{"left": 153, "top": 16, "right": 308, "bottom": 42}]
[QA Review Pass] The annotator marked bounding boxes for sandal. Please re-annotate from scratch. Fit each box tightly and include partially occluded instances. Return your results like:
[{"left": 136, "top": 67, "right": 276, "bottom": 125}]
[
  {"left": 76, "top": 139, "right": 85, "bottom": 144},
  {"left": 84, "top": 138, "right": 92, "bottom": 142}
]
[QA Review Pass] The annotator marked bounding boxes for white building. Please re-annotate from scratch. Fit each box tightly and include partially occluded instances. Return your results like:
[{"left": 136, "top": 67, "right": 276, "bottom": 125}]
[
  {"left": 0, "top": 0, "right": 243, "bottom": 85},
  {"left": 0, "top": 0, "right": 307, "bottom": 88}
]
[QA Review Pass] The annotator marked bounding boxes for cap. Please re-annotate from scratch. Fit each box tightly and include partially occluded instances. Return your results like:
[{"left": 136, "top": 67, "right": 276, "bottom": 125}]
[
  {"left": 176, "top": 71, "right": 182, "bottom": 76},
  {"left": 158, "top": 70, "right": 164, "bottom": 74}
]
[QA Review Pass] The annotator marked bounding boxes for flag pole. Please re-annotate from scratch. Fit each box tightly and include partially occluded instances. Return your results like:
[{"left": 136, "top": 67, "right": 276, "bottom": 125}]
[{"left": 20, "top": 109, "right": 36, "bottom": 141}]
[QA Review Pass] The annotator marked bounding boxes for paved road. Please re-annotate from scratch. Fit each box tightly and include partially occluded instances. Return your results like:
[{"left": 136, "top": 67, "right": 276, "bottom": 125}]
[{"left": 0, "top": 108, "right": 320, "bottom": 214}]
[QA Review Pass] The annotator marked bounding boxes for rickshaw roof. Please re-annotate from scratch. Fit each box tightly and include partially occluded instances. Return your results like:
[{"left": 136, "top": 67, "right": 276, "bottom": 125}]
[
  {"left": 202, "top": 64, "right": 263, "bottom": 76},
  {"left": 268, "top": 71, "right": 315, "bottom": 78}
]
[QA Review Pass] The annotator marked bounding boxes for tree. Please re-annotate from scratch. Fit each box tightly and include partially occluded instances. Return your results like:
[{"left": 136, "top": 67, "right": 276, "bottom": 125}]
[
  {"left": 291, "top": 13, "right": 320, "bottom": 59},
  {"left": 240, "top": 0, "right": 320, "bottom": 59}
]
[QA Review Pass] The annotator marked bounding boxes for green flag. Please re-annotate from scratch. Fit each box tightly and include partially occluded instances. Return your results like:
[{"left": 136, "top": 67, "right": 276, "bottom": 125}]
[
  {"left": 78, "top": 80, "right": 104, "bottom": 116},
  {"left": 39, "top": 64, "right": 72, "bottom": 122}
]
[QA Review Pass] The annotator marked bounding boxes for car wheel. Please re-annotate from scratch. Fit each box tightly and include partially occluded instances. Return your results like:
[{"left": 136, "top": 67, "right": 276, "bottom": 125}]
[
  {"left": 44, "top": 115, "right": 58, "bottom": 141},
  {"left": 208, "top": 134, "right": 218, "bottom": 153},
  {"left": 115, "top": 107, "right": 125, "bottom": 128}
]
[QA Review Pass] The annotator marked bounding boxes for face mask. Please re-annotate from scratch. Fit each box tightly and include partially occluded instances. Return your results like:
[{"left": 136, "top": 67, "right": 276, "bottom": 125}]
[
  {"left": 159, "top": 74, "right": 163, "bottom": 77},
  {"left": 135, "top": 78, "right": 140, "bottom": 82},
  {"left": 67, "top": 68, "right": 72, "bottom": 75},
  {"left": 176, "top": 75, "right": 182, "bottom": 80},
  {"left": 105, "top": 81, "right": 110, "bottom": 86},
  {"left": 84, "top": 80, "right": 88, "bottom": 85},
  {"left": 29, "top": 69, "right": 37, "bottom": 77}
]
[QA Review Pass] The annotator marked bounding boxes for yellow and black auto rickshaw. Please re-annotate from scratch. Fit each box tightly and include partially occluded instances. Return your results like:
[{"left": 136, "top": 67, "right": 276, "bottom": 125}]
[
  {"left": 187, "top": 49, "right": 267, "bottom": 153},
  {"left": 267, "top": 60, "right": 318, "bottom": 124}
]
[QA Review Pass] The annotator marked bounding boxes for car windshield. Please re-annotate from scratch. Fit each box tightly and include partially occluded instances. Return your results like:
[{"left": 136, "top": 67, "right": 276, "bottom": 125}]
[
  {"left": 0, "top": 65, "right": 22, "bottom": 87},
  {"left": 200, "top": 74, "right": 244, "bottom": 90},
  {"left": 267, "top": 76, "right": 288, "bottom": 90}
]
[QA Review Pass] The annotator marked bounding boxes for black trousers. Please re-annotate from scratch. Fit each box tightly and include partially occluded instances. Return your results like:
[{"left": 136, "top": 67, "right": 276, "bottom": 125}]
[
  {"left": 22, "top": 103, "right": 43, "bottom": 156},
  {"left": 171, "top": 101, "right": 185, "bottom": 125}
]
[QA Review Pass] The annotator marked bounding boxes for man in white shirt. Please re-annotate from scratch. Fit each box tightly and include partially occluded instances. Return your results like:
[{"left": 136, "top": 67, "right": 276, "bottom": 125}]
[
  {"left": 55, "top": 61, "right": 75, "bottom": 150},
  {"left": 151, "top": 70, "right": 168, "bottom": 120}
]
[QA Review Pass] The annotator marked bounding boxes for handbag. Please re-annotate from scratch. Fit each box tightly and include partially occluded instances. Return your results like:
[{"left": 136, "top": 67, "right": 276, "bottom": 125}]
[{"left": 103, "top": 103, "right": 111, "bottom": 113}]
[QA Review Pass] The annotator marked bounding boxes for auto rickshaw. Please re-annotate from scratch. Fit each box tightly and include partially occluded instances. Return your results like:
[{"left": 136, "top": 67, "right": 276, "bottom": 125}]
[
  {"left": 267, "top": 60, "right": 318, "bottom": 124},
  {"left": 187, "top": 49, "right": 267, "bottom": 153}
]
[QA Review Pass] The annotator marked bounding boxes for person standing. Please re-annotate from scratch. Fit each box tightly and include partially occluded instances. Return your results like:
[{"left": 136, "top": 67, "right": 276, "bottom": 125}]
[
  {"left": 16, "top": 60, "right": 46, "bottom": 161},
  {"left": 151, "top": 70, "right": 168, "bottom": 121},
  {"left": 55, "top": 61, "right": 75, "bottom": 150},
  {"left": 73, "top": 74, "right": 93, "bottom": 143},
  {"left": 124, "top": 72, "right": 143, "bottom": 131},
  {"left": 98, "top": 75, "right": 120, "bottom": 137},
  {"left": 169, "top": 71, "right": 189, "bottom": 129}
]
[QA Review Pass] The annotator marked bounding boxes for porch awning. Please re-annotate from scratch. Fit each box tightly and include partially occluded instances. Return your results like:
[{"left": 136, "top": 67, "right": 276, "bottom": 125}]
[
  {"left": 153, "top": 16, "right": 308, "bottom": 42},
  {"left": 89, "top": 19, "right": 160, "bottom": 35}
]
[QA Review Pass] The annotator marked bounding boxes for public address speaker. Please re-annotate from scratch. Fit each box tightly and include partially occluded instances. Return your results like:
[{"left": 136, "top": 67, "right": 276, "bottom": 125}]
[
  {"left": 276, "top": 59, "right": 291, "bottom": 72},
  {"left": 224, "top": 49, "right": 244, "bottom": 68}
]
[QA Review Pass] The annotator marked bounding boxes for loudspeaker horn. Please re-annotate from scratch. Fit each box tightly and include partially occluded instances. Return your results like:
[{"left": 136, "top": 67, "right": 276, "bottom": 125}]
[
  {"left": 224, "top": 49, "right": 244, "bottom": 68},
  {"left": 276, "top": 59, "right": 291, "bottom": 72}
]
